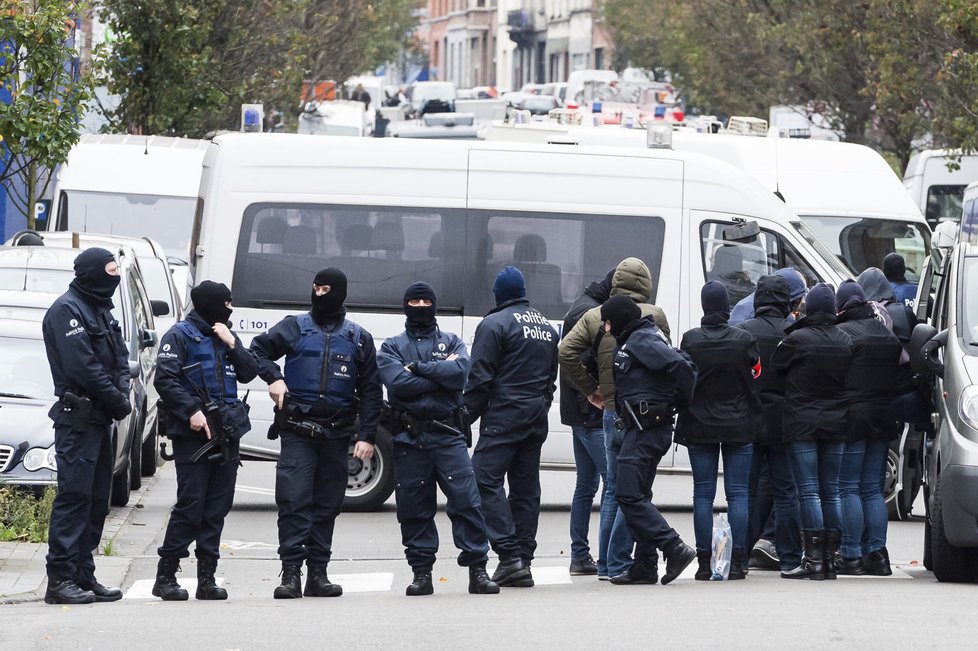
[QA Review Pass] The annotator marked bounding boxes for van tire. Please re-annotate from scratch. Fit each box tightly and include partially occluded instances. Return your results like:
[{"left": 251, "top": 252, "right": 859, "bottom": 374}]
[
  {"left": 141, "top": 416, "right": 159, "bottom": 477},
  {"left": 128, "top": 416, "right": 143, "bottom": 491},
  {"left": 111, "top": 449, "right": 132, "bottom": 508},
  {"left": 931, "top": 475, "right": 978, "bottom": 582},
  {"left": 343, "top": 427, "right": 395, "bottom": 512}
]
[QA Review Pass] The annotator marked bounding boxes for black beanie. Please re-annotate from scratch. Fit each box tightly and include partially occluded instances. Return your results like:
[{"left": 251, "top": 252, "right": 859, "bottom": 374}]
[
  {"left": 311, "top": 267, "right": 348, "bottom": 324},
  {"left": 403, "top": 281, "right": 437, "bottom": 330},
  {"left": 882, "top": 253, "right": 906, "bottom": 282},
  {"left": 492, "top": 266, "right": 526, "bottom": 306},
  {"left": 805, "top": 283, "right": 837, "bottom": 316},
  {"left": 700, "top": 280, "right": 731, "bottom": 324},
  {"left": 601, "top": 295, "right": 641, "bottom": 339},
  {"left": 835, "top": 279, "right": 866, "bottom": 312},
  {"left": 191, "top": 280, "right": 233, "bottom": 325},
  {"left": 72, "top": 247, "right": 120, "bottom": 300}
]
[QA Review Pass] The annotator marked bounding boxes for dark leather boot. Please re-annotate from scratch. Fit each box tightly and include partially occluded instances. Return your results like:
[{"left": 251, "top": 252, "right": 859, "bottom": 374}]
[
  {"left": 78, "top": 579, "right": 123, "bottom": 602},
  {"left": 152, "top": 557, "right": 189, "bottom": 601},
  {"left": 44, "top": 578, "right": 96, "bottom": 605},
  {"left": 273, "top": 563, "right": 303, "bottom": 599},
  {"left": 491, "top": 556, "right": 531, "bottom": 586},
  {"left": 196, "top": 558, "right": 228, "bottom": 600},
  {"left": 304, "top": 563, "right": 343, "bottom": 597},
  {"left": 406, "top": 570, "right": 434, "bottom": 596},
  {"left": 468, "top": 562, "right": 500, "bottom": 594},
  {"left": 823, "top": 530, "right": 841, "bottom": 580},
  {"left": 661, "top": 541, "right": 696, "bottom": 585},
  {"left": 836, "top": 556, "right": 867, "bottom": 576},
  {"left": 728, "top": 548, "right": 747, "bottom": 580},
  {"left": 863, "top": 547, "right": 892, "bottom": 576},
  {"left": 783, "top": 531, "right": 823, "bottom": 580},
  {"left": 694, "top": 550, "right": 712, "bottom": 581}
]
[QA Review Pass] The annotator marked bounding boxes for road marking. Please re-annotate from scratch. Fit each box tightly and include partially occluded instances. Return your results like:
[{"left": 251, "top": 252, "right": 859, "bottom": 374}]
[
  {"left": 123, "top": 578, "right": 224, "bottom": 600},
  {"left": 328, "top": 572, "right": 393, "bottom": 592},
  {"left": 235, "top": 485, "right": 275, "bottom": 496},
  {"left": 221, "top": 539, "right": 278, "bottom": 551},
  {"left": 487, "top": 565, "right": 573, "bottom": 585}
]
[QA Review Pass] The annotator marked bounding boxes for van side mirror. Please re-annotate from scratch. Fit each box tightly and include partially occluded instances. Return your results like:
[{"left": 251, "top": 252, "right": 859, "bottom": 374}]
[
  {"left": 722, "top": 220, "right": 760, "bottom": 242},
  {"left": 920, "top": 327, "right": 948, "bottom": 379},
  {"left": 140, "top": 329, "right": 158, "bottom": 350},
  {"left": 151, "top": 299, "right": 170, "bottom": 317}
]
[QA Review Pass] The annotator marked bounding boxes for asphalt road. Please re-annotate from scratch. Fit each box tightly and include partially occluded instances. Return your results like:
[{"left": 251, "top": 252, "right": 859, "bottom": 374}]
[{"left": 0, "top": 461, "right": 972, "bottom": 650}]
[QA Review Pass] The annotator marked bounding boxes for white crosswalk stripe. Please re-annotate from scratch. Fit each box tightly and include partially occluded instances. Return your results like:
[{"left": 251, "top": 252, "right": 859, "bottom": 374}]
[{"left": 123, "top": 578, "right": 224, "bottom": 600}]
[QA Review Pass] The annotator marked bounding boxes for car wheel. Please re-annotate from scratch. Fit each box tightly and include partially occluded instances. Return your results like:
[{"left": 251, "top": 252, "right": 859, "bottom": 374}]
[
  {"left": 129, "top": 415, "right": 143, "bottom": 491},
  {"left": 931, "top": 474, "right": 978, "bottom": 582},
  {"left": 141, "top": 416, "right": 159, "bottom": 477},
  {"left": 343, "top": 427, "right": 395, "bottom": 512},
  {"left": 884, "top": 446, "right": 911, "bottom": 520},
  {"left": 111, "top": 447, "right": 132, "bottom": 507}
]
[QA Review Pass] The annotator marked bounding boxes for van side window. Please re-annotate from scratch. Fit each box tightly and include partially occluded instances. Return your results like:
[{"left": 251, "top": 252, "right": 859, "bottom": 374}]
[
  {"left": 232, "top": 203, "right": 465, "bottom": 310},
  {"left": 963, "top": 199, "right": 977, "bottom": 245},
  {"left": 925, "top": 184, "right": 966, "bottom": 228},
  {"left": 468, "top": 211, "right": 666, "bottom": 320}
]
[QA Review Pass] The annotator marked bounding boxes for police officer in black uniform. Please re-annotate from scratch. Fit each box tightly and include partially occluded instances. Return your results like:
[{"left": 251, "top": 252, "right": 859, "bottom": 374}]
[
  {"left": 251, "top": 267, "right": 382, "bottom": 599},
  {"left": 465, "top": 266, "right": 558, "bottom": 588},
  {"left": 151, "top": 281, "right": 259, "bottom": 601},
  {"left": 601, "top": 295, "right": 698, "bottom": 585},
  {"left": 377, "top": 282, "right": 499, "bottom": 596},
  {"left": 42, "top": 248, "right": 132, "bottom": 604}
]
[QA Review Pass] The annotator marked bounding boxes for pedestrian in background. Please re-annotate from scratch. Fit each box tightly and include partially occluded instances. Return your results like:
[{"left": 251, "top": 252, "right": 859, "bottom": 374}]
[
  {"left": 151, "top": 281, "right": 259, "bottom": 601},
  {"left": 676, "top": 281, "right": 760, "bottom": 580},
  {"left": 377, "top": 282, "right": 499, "bottom": 597},
  {"left": 41, "top": 248, "right": 132, "bottom": 604},
  {"left": 251, "top": 267, "right": 382, "bottom": 599},
  {"left": 465, "top": 266, "right": 558, "bottom": 588}
]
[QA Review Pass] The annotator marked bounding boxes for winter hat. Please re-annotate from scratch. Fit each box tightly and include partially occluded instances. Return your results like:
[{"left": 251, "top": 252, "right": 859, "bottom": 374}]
[
  {"left": 835, "top": 279, "right": 866, "bottom": 312},
  {"left": 492, "top": 266, "right": 526, "bottom": 306},
  {"left": 805, "top": 282, "right": 837, "bottom": 316},
  {"left": 701, "top": 280, "right": 731, "bottom": 315},
  {"left": 311, "top": 267, "right": 348, "bottom": 323},
  {"left": 774, "top": 267, "right": 807, "bottom": 302},
  {"left": 403, "top": 281, "right": 437, "bottom": 330},
  {"left": 597, "top": 267, "right": 616, "bottom": 297},
  {"left": 601, "top": 295, "right": 641, "bottom": 339},
  {"left": 72, "top": 247, "right": 120, "bottom": 299},
  {"left": 191, "top": 280, "right": 233, "bottom": 325},
  {"left": 883, "top": 253, "right": 907, "bottom": 282}
]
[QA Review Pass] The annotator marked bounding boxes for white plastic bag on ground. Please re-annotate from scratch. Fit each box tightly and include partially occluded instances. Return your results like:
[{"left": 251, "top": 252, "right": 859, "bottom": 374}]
[{"left": 711, "top": 513, "right": 732, "bottom": 580}]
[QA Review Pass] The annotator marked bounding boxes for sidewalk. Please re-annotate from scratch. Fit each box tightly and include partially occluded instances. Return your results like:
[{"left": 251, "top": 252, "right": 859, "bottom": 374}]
[{"left": 0, "top": 472, "right": 161, "bottom": 604}]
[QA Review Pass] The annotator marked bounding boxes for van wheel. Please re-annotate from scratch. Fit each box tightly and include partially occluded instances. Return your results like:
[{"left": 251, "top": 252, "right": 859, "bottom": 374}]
[
  {"left": 128, "top": 415, "right": 143, "bottom": 491},
  {"left": 141, "top": 416, "right": 159, "bottom": 477},
  {"left": 111, "top": 450, "right": 132, "bottom": 507},
  {"left": 931, "top": 475, "right": 978, "bottom": 582},
  {"left": 923, "top": 484, "right": 933, "bottom": 571},
  {"left": 343, "top": 427, "right": 395, "bottom": 512}
]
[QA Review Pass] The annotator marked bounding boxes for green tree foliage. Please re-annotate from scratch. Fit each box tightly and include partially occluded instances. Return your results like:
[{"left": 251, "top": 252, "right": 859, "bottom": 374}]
[{"left": 0, "top": 0, "right": 91, "bottom": 228}]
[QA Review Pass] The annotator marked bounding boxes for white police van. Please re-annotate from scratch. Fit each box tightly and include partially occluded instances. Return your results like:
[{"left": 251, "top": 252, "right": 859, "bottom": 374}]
[{"left": 189, "top": 133, "right": 847, "bottom": 510}]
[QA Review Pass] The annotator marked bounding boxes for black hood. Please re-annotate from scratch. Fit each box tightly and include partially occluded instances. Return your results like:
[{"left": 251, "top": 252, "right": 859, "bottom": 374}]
[
  {"left": 752, "top": 274, "right": 791, "bottom": 317},
  {"left": 69, "top": 247, "right": 119, "bottom": 307},
  {"left": 857, "top": 267, "right": 896, "bottom": 303},
  {"left": 311, "top": 267, "right": 348, "bottom": 324}
]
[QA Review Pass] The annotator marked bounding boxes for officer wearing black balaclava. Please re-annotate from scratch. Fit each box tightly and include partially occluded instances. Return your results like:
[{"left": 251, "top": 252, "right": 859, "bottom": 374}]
[
  {"left": 41, "top": 247, "right": 132, "bottom": 604},
  {"left": 251, "top": 266, "right": 382, "bottom": 599},
  {"left": 150, "top": 280, "right": 260, "bottom": 602},
  {"left": 376, "top": 282, "right": 499, "bottom": 597}
]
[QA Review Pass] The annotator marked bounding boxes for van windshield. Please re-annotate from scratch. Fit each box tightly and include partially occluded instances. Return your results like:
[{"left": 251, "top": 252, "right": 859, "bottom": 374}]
[
  {"left": 963, "top": 258, "right": 978, "bottom": 351},
  {"left": 799, "top": 216, "right": 931, "bottom": 282},
  {"left": 62, "top": 190, "right": 196, "bottom": 263}
]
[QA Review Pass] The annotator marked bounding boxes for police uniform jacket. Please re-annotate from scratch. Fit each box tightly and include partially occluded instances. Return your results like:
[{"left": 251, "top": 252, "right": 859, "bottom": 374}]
[
  {"left": 612, "top": 318, "right": 697, "bottom": 423},
  {"left": 250, "top": 313, "right": 382, "bottom": 443},
  {"left": 464, "top": 298, "right": 558, "bottom": 437},
  {"left": 558, "top": 280, "right": 608, "bottom": 429},
  {"left": 377, "top": 323, "right": 470, "bottom": 444},
  {"left": 42, "top": 285, "right": 129, "bottom": 424},
  {"left": 771, "top": 313, "right": 852, "bottom": 442},
  {"left": 675, "top": 323, "right": 759, "bottom": 445},
  {"left": 837, "top": 303, "right": 903, "bottom": 441},
  {"left": 154, "top": 310, "right": 260, "bottom": 439}
]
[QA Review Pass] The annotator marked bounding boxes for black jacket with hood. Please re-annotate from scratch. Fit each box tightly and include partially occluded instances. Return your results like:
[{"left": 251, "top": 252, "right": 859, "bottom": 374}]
[
  {"left": 559, "top": 275, "right": 611, "bottom": 428},
  {"left": 857, "top": 267, "right": 918, "bottom": 395}
]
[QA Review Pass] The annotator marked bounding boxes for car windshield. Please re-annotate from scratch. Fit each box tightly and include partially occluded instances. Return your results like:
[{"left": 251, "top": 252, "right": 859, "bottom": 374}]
[
  {"left": 63, "top": 190, "right": 195, "bottom": 263},
  {"left": 800, "top": 216, "right": 931, "bottom": 281},
  {"left": 964, "top": 258, "right": 978, "bottom": 350},
  {"left": 0, "top": 268, "right": 124, "bottom": 323},
  {"left": 0, "top": 337, "right": 54, "bottom": 399}
]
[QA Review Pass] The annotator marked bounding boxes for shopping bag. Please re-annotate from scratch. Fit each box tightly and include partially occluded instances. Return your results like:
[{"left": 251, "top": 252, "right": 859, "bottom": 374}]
[{"left": 711, "top": 513, "right": 733, "bottom": 580}]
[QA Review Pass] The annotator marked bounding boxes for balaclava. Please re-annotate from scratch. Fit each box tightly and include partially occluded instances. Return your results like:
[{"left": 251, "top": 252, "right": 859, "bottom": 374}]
[
  {"left": 311, "top": 267, "right": 348, "bottom": 324},
  {"left": 191, "top": 280, "right": 233, "bottom": 325},
  {"left": 700, "top": 280, "right": 731, "bottom": 326},
  {"left": 70, "top": 247, "right": 120, "bottom": 305},
  {"left": 835, "top": 279, "right": 866, "bottom": 312},
  {"left": 601, "top": 295, "right": 641, "bottom": 340},
  {"left": 403, "top": 281, "right": 437, "bottom": 331},
  {"left": 805, "top": 282, "right": 837, "bottom": 316},
  {"left": 492, "top": 266, "right": 526, "bottom": 306},
  {"left": 882, "top": 253, "right": 907, "bottom": 282}
]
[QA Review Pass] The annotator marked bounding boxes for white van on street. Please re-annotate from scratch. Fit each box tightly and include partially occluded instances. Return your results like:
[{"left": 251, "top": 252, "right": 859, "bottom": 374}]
[
  {"left": 904, "top": 149, "right": 978, "bottom": 229},
  {"left": 188, "top": 133, "right": 846, "bottom": 510}
]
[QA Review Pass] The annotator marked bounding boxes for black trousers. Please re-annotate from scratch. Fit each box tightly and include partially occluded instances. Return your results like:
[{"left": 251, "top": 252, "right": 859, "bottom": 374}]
[
  {"left": 275, "top": 432, "right": 348, "bottom": 564},
  {"left": 471, "top": 431, "right": 545, "bottom": 562},
  {"left": 615, "top": 426, "right": 680, "bottom": 569},
  {"left": 158, "top": 436, "right": 239, "bottom": 561},
  {"left": 393, "top": 433, "right": 490, "bottom": 571},
  {"left": 46, "top": 420, "right": 113, "bottom": 583}
]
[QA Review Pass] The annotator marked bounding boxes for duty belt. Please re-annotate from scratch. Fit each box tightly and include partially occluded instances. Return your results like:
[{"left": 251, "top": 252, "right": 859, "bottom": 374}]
[
  {"left": 285, "top": 414, "right": 353, "bottom": 438},
  {"left": 615, "top": 400, "right": 673, "bottom": 432}
]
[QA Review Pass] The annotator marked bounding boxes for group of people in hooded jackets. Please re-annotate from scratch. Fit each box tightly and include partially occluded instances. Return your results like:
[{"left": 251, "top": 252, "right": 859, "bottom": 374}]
[{"left": 560, "top": 253, "right": 922, "bottom": 583}]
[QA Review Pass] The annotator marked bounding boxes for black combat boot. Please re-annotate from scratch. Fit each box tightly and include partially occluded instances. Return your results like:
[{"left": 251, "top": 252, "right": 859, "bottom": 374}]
[
  {"left": 273, "top": 563, "right": 303, "bottom": 599},
  {"left": 823, "top": 530, "right": 841, "bottom": 580},
  {"left": 44, "top": 578, "right": 95, "bottom": 605},
  {"left": 405, "top": 570, "right": 434, "bottom": 596},
  {"left": 836, "top": 556, "right": 867, "bottom": 576},
  {"left": 728, "top": 548, "right": 747, "bottom": 580},
  {"left": 661, "top": 540, "right": 697, "bottom": 585},
  {"left": 303, "top": 563, "right": 343, "bottom": 597},
  {"left": 152, "top": 557, "right": 190, "bottom": 601},
  {"left": 196, "top": 558, "right": 228, "bottom": 600},
  {"left": 491, "top": 556, "right": 531, "bottom": 587},
  {"left": 468, "top": 562, "right": 500, "bottom": 594},
  {"left": 694, "top": 550, "right": 712, "bottom": 581},
  {"left": 863, "top": 546, "right": 892, "bottom": 576},
  {"left": 77, "top": 578, "right": 123, "bottom": 602}
]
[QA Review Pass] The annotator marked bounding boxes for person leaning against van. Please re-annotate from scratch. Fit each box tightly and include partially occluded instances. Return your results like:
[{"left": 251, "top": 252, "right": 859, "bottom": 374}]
[
  {"left": 464, "top": 266, "right": 558, "bottom": 589},
  {"left": 675, "top": 281, "right": 760, "bottom": 580},
  {"left": 251, "top": 267, "right": 383, "bottom": 599},
  {"left": 150, "top": 281, "right": 259, "bottom": 602},
  {"left": 41, "top": 248, "right": 132, "bottom": 605}
]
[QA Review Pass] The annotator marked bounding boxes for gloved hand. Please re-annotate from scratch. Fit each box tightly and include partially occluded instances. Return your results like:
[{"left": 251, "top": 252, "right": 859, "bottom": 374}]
[{"left": 109, "top": 395, "right": 133, "bottom": 421}]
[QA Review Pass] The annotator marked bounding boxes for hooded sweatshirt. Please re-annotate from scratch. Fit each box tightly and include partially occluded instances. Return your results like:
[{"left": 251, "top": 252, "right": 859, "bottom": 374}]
[{"left": 857, "top": 267, "right": 918, "bottom": 348}]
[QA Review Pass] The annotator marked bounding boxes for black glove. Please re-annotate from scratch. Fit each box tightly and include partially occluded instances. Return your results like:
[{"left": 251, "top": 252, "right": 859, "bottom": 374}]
[{"left": 109, "top": 395, "right": 133, "bottom": 421}]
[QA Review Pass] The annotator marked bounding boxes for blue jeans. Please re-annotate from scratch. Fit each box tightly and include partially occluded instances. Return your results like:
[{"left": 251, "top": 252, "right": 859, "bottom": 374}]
[
  {"left": 600, "top": 410, "right": 635, "bottom": 576},
  {"left": 749, "top": 443, "right": 803, "bottom": 570},
  {"left": 788, "top": 440, "right": 844, "bottom": 532},
  {"left": 570, "top": 426, "right": 607, "bottom": 564},
  {"left": 861, "top": 439, "right": 889, "bottom": 554},
  {"left": 839, "top": 439, "right": 866, "bottom": 559},
  {"left": 687, "top": 442, "right": 753, "bottom": 552}
]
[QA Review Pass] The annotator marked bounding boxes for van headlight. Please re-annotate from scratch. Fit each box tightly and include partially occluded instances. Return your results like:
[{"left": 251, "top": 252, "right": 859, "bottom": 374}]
[
  {"left": 960, "top": 386, "right": 978, "bottom": 431},
  {"left": 22, "top": 445, "right": 57, "bottom": 472}
]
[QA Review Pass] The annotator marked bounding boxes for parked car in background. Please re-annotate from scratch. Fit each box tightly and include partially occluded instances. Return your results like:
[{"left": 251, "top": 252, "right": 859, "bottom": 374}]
[
  {"left": 0, "top": 245, "right": 160, "bottom": 505},
  {"left": 539, "top": 82, "right": 567, "bottom": 106},
  {"left": 407, "top": 81, "right": 457, "bottom": 117}
]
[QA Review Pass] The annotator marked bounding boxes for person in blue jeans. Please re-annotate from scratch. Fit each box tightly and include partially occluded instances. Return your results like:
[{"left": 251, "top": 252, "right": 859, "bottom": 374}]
[
  {"left": 601, "top": 409, "right": 635, "bottom": 579},
  {"left": 772, "top": 283, "right": 853, "bottom": 580},
  {"left": 676, "top": 281, "right": 760, "bottom": 580}
]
